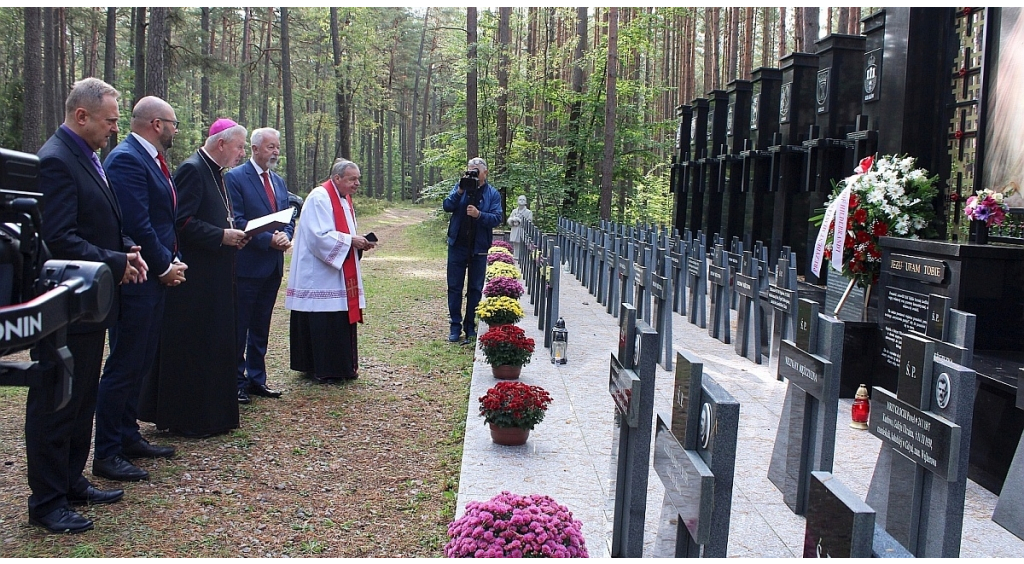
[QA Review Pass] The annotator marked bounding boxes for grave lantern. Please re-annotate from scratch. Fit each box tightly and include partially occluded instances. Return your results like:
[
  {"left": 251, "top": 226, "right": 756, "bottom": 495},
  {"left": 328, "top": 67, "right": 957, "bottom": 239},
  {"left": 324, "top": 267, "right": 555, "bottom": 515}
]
[
  {"left": 850, "top": 384, "right": 869, "bottom": 429},
  {"left": 551, "top": 317, "right": 568, "bottom": 364}
]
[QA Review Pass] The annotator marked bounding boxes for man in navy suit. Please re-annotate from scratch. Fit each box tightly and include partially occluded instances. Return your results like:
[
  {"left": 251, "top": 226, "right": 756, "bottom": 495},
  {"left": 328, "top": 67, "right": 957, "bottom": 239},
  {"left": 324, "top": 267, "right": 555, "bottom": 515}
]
[
  {"left": 226, "top": 127, "right": 295, "bottom": 403},
  {"left": 31, "top": 78, "right": 148, "bottom": 533},
  {"left": 93, "top": 96, "right": 188, "bottom": 483}
]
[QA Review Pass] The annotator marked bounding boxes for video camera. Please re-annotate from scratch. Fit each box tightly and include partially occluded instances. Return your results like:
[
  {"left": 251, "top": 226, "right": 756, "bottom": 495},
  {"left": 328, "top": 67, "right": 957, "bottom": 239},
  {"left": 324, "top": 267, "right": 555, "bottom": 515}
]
[
  {"left": 0, "top": 147, "right": 114, "bottom": 411},
  {"left": 459, "top": 169, "right": 480, "bottom": 193}
]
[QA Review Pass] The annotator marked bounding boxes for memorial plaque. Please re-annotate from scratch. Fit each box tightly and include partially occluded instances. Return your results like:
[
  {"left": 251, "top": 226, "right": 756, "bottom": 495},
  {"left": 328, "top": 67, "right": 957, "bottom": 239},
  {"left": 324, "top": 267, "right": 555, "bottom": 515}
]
[
  {"left": 887, "top": 253, "right": 946, "bottom": 284},
  {"left": 804, "top": 472, "right": 875, "bottom": 558},
  {"left": 707, "top": 264, "right": 725, "bottom": 287},
  {"left": 671, "top": 352, "right": 703, "bottom": 447},
  {"left": 654, "top": 416, "right": 715, "bottom": 544},
  {"left": 926, "top": 294, "right": 951, "bottom": 340},
  {"left": 687, "top": 256, "right": 700, "bottom": 277},
  {"left": 815, "top": 67, "right": 831, "bottom": 114},
  {"left": 863, "top": 48, "right": 882, "bottom": 103},
  {"left": 779, "top": 81, "right": 793, "bottom": 123},
  {"left": 881, "top": 286, "right": 930, "bottom": 369},
  {"left": 735, "top": 272, "right": 756, "bottom": 299},
  {"left": 767, "top": 285, "right": 796, "bottom": 312},
  {"left": 778, "top": 340, "right": 829, "bottom": 401},
  {"left": 869, "top": 386, "right": 961, "bottom": 481},
  {"left": 795, "top": 298, "right": 816, "bottom": 352},
  {"left": 823, "top": 272, "right": 865, "bottom": 322},
  {"left": 899, "top": 333, "right": 934, "bottom": 407},
  {"left": 618, "top": 303, "right": 638, "bottom": 368}
]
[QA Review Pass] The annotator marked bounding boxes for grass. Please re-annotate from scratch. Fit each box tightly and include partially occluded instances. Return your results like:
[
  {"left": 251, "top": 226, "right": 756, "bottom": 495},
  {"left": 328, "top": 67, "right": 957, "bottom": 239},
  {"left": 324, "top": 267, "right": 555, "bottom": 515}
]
[{"left": 0, "top": 202, "right": 473, "bottom": 557}]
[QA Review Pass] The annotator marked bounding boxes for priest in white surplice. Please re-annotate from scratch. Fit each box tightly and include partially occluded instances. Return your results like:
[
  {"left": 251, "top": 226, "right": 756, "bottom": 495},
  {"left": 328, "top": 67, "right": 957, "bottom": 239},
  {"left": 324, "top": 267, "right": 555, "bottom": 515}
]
[{"left": 285, "top": 159, "right": 376, "bottom": 383}]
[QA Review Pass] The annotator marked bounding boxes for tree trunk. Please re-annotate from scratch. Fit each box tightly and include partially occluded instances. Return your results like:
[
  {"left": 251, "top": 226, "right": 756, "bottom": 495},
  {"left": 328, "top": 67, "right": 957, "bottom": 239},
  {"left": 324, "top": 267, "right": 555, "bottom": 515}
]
[
  {"left": 496, "top": 6, "right": 511, "bottom": 214},
  {"left": 466, "top": 7, "right": 479, "bottom": 160},
  {"left": 133, "top": 7, "right": 146, "bottom": 106},
  {"left": 43, "top": 8, "right": 58, "bottom": 133},
  {"left": 201, "top": 8, "right": 211, "bottom": 123},
  {"left": 374, "top": 107, "right": 385, "bottom": 198},
  {"left": 102, "top": 7, "right": 118, "bottom": 157},
  {"left": 330, "top": 8, "right": 352, "bottom": 159},
  {"left": 778, "top": 7, "right": 787, "bottom": 60},
  {"left": 238, "top": 8, "right": 251, "bottom": 124},
  {"left": 22, "top": 8, "right": 43, "bottom": 152},
  {"left": 417, "top": 60, "right": 434, "bottom": 201},
  {"left": 58, "top": 9, "right": 68, "bottom": 104},
  {"left": 804, "top": 7, "right": 819, "bottom": 53},
  {"left": 562, "top": 6, "right": 588, "bottom": 210},
  {"left": 838, "top": 8, "right": 850, "bottom": 35},
  {"left": 260, "top": 8, "right": 273, "bottom": 128},
  {"left": 743, "top": 7, "right": 754, "bottom": 77},
  {"left": 409, "top": 8, "right": 429, "bottom": 199},
  {"left": 386, "top": 109, "right": 394, "bottom": 201},
  {"left": 599, "top": 7, "right": 618, "bottom": 221},
  {"left": 146, "top": 7, "right": 167, "bottom": 98},
  {"left": 280, "top": 7, "right": 297, "bottom": 188},
  {"left": 850, "top": 8, "right": 861, "bottom": 34},
  {"left": 794, "top": 8, "right": 804, "bottom": 52}
]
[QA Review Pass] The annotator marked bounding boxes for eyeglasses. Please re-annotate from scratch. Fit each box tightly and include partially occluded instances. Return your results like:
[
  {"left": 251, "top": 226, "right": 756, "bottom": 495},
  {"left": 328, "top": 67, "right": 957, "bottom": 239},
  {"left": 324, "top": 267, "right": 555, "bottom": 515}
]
[{"left": 152, "top": 118, "right": 180, "bottom": 129}]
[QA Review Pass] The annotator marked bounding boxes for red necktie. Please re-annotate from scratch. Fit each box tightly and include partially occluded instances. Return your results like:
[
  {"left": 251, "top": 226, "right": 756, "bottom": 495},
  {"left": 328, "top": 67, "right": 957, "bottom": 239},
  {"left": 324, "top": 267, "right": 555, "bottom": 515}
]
[
  {"left": 156, "top": 152, "right": 179, "bottom": 254},
  {"left": 156, "top": 153, "right": 177, "bottom": 210},
  {"left": 262, "top": 171, "right": 277, "bottom": 212}
]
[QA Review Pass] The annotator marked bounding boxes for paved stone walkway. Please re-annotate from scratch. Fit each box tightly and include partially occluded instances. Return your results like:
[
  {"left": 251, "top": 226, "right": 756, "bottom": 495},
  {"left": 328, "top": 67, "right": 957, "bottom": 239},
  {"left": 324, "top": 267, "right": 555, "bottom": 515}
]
[{"left": 455, "top": 269, "right": 1024, "bottom": 557}]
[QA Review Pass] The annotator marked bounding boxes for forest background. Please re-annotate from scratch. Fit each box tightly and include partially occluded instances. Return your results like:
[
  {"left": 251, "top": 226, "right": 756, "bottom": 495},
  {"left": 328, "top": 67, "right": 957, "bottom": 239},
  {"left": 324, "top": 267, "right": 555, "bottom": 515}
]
[{"left": 1, "top": 7, "right": 862, "bottom": 230}]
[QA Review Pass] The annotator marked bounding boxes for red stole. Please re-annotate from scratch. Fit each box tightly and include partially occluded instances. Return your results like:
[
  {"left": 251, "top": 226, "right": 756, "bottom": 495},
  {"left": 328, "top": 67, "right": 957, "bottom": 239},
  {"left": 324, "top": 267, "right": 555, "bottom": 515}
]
[{"left": 324, "top": 180, "right": 363, "bottom": 324}]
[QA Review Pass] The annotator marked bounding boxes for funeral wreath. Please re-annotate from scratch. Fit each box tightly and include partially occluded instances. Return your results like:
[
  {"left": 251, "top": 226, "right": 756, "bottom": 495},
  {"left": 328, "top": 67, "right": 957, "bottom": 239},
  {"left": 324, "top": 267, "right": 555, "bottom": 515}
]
[{"left": 811, "top": 154, "right": 938, "bottom": 289}]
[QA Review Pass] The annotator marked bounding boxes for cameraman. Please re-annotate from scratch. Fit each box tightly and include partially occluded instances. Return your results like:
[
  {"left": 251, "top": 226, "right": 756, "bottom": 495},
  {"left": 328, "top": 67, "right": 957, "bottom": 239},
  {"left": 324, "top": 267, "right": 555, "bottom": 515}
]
[{"left": 442, "top": 157, "right": 503, "bottom": 344}]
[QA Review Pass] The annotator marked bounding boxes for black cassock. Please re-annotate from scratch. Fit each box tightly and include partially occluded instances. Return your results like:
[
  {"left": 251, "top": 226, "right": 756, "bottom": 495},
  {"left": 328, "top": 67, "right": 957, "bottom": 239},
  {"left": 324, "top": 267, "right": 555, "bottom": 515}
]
[{"left": 139, "top": 149, "right": 239, "bottom": 437}]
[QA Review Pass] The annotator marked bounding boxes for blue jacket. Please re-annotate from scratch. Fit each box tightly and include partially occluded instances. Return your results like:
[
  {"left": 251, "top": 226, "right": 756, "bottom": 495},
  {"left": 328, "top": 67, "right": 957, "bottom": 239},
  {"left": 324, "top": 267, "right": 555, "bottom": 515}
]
[
  {"left": 225, "top": 160, "right": 296, "bottom": 279},
  {"left": 443, "top": 181, "right": 503, "bottom": 254},
  {"left": 104, "top": 133, "right": 178, "bottom": 296}
]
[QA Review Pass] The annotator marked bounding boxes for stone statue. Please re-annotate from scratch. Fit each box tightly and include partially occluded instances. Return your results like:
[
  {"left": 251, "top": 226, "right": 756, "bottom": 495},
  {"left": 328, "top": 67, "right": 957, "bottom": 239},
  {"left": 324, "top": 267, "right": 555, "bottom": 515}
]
[{"left": 507, "top": 195, "right": 533, "bottom": 243}]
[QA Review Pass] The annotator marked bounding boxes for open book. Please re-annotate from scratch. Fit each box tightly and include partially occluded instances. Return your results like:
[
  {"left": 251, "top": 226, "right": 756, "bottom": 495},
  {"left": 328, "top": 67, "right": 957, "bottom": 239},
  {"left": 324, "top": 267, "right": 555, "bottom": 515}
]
[{"left": 243, "top": 208, "right": 294, "bottom": 237}]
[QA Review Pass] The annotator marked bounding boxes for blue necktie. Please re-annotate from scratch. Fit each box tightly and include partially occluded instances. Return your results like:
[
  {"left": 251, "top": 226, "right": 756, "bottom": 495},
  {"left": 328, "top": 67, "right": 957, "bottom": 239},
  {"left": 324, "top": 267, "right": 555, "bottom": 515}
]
[{"left": 88, "top": 152, "right": 107, "bottom": 185}]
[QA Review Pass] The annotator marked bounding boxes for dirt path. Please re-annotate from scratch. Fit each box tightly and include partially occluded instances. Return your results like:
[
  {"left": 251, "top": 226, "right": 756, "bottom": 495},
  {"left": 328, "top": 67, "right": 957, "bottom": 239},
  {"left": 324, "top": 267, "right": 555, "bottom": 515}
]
[{"left": 0, "top": 203, "right": 471, "bottom": 557}]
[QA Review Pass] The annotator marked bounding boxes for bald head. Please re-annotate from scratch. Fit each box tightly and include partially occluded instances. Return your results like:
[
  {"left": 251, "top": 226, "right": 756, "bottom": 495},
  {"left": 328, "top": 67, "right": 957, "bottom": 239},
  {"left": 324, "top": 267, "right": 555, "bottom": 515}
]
[{"left": 131, "top": 96, "right": 178, "bottom": 152}]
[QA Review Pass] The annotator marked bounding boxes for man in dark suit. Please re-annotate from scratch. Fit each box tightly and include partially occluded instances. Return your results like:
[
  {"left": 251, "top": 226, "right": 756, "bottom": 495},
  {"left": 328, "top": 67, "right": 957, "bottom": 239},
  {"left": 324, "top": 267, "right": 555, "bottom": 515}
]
[
  {"left": 31, "top": 77, "right": 148, "bottom": 534},
  {"left": 226, "top": 127, "right": 294, "bottom": 404},
  {"left": 93, "top": 96, "right": 188, "bottom": 483},
  {"left": 140, "top": 119, "right": 249, "bottom": 438}
]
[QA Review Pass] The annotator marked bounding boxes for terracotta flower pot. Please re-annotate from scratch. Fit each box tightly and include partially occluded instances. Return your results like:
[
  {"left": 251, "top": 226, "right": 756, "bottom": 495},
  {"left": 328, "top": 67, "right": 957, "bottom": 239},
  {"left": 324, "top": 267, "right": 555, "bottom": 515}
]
[
  {"left": 489, "top": 423, "right": 530, "bottom": 446},
  {"left": 491, "top": 364, "right": 522, "bottom": 380}
]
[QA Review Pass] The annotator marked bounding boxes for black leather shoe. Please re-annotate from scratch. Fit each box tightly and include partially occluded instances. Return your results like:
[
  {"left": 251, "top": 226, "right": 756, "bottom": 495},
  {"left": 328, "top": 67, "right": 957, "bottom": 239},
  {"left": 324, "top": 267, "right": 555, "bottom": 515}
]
[
  {"left": 68, "top": 485, "right": 124, "bottom": 506},
  {"left": 248, "top": 383, "right": 282, "bottom": 398},
  {"left": 123, "top": 438, "right": 175, "bottom": 459},
  {"left": 29, "top": 507, "right": 94, "bottom": 534},
  {"left": 93, "top": 454, "right": 149, "bottom": 482},
  {"left": 237, "top": 389, "right": 251, "bottom": 404}
]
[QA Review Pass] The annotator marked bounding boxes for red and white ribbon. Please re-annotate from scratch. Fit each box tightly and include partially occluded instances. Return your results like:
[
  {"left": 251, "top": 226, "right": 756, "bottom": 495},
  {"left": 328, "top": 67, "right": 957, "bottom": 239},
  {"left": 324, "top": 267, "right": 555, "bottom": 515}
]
[{"left": 810, "top": 184, "right": 852, "bottom": 277}]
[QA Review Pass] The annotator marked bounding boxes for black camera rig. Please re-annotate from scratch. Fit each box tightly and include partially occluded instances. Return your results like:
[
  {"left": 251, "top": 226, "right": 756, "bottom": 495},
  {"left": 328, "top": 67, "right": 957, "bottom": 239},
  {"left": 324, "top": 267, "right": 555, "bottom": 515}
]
[
  {"left": 0, "top": 148, "right": 114, "bottom": 411},
  {"left": 459, "top": 169, "right": 480, "bottom": 193}
]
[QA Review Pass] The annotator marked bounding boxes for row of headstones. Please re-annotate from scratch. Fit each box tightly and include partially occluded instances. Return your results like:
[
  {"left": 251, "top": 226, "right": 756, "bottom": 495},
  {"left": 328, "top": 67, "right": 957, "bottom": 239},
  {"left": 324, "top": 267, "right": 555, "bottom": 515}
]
[
  {"left": 515, "top": 220, "right": 560, "bottom": 349},
  {"left": 556, "top": 217, "right": 811, "bottom": 374},
  {"left": 604, "top": 297, "right": 981, "bottom": 557}
]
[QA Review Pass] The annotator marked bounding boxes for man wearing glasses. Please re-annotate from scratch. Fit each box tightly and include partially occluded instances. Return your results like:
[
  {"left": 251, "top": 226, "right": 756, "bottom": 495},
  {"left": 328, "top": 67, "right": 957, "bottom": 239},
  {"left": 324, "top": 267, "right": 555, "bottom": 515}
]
[{"left": 92, "top": 96, "right": 187, "bottom": 483}]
